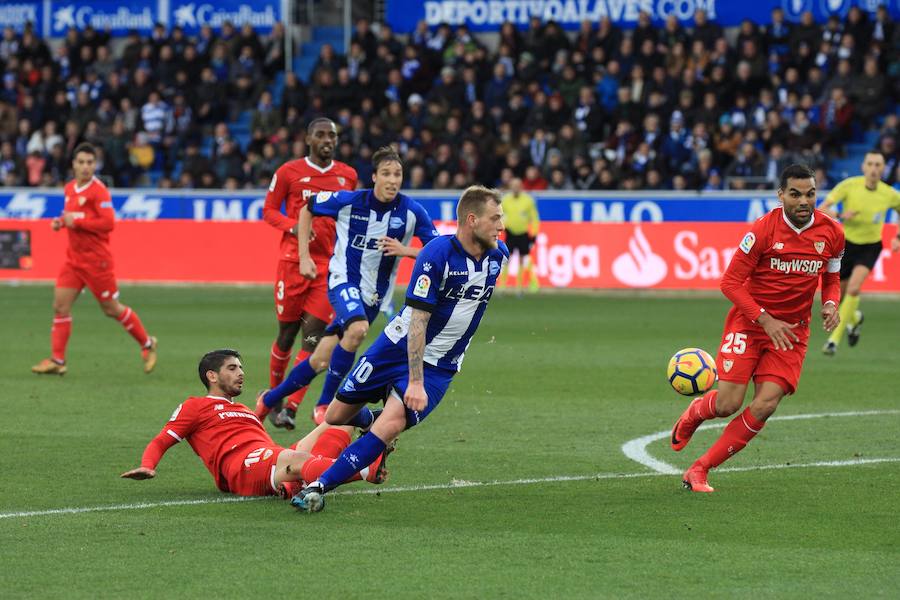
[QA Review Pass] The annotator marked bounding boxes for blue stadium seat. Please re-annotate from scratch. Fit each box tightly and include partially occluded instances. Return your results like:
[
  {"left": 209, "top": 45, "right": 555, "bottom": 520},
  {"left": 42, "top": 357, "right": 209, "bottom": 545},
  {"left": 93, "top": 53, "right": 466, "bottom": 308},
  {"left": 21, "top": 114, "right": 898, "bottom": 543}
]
[
  {"left": 863, "top": 130, "right": 881, "bottom": 147},
  {"left": 292, "top": 27, "right": 346, "bottom": 82},
  {"left": 846, "top": 142, "right": 872, "bottom": 155},
  {"left": 312, "top": 26, "right": 344, "bottom": 44},
  {"left": 828, "top": 157, "right": 863, "bottom": 181},
  {"left": 293, "top": 55, "right": 318, "bottom": 83},
  {"left": 271, "top": 72, "right": 285, "bottom": 106},
  {"left": 234, "top": 132, "right": 251, "bottom": 151},
  {"left": 146, "top": 169, "right": 164, "bottom": 187}
]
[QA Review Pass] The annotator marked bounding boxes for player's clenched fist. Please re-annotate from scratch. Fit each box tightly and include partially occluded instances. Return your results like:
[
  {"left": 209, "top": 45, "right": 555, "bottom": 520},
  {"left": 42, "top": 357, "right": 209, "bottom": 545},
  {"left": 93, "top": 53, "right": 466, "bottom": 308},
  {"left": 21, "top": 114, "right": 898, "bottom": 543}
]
[
  {"left": 404, "top": 381, "right": 428, "bottom": 412},
  {"left": 299, "top": 257, "right": 317, "bottom": 280}
]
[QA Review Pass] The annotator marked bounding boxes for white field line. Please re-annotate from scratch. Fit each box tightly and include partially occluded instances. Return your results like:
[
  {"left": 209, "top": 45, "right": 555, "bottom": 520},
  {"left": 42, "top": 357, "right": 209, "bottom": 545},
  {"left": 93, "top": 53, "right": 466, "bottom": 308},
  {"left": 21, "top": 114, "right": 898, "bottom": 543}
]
[
  {"left": 1, "top": 456, "right": 899, "bottom": 520},
  {"left": 621, "top": 409, "right": 900, "bottom": 475}
]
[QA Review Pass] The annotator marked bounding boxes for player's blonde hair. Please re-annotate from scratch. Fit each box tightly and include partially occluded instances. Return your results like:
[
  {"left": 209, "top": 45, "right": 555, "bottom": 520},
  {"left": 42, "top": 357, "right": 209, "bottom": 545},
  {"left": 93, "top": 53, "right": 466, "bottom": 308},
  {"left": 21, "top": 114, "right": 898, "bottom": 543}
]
[{"left": 456, "top": 185, "right": 501, "bottom": 224}]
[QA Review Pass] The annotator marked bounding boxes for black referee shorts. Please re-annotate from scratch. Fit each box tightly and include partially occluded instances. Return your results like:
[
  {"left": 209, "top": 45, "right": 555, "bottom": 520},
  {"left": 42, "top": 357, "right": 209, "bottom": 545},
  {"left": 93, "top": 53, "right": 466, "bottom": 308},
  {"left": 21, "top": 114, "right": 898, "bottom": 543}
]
[
  {"left": 505, "top": 232, "right": 534, "bottom": 256},
  {"left": 840, "top": 241, "right": 883, "bottom": 279}
]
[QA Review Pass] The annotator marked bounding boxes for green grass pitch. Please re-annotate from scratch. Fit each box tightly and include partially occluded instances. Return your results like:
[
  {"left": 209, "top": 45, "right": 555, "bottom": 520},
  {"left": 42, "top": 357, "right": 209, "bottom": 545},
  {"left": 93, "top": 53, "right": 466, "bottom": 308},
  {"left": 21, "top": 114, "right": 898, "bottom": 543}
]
[{"left": 1, "top": 284, "right": 897, "bottom": 598}]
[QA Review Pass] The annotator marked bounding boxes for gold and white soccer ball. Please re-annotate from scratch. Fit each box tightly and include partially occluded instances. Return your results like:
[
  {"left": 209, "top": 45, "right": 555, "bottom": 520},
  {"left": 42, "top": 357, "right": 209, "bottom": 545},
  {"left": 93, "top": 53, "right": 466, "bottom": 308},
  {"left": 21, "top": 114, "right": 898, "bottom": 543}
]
[{"left": 667, "top": 347, "right": 717, "bottom": 396}]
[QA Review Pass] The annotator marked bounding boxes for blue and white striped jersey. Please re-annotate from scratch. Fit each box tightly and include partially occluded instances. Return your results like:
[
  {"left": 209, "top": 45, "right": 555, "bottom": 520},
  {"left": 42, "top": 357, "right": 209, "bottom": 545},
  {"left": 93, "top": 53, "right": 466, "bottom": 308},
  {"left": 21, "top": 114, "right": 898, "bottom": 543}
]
[
  {"left": 310, "top": 189, "right": 438, "bottom": 307},
  {"left": 383, "top": 235, "right": 509, "bottom": 372}
]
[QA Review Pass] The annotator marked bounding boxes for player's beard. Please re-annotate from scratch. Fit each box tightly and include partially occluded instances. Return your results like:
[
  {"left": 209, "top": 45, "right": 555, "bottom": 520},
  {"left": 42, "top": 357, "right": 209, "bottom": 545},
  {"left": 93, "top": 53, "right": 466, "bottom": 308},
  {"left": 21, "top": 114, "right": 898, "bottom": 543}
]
[
  {"left": 316, "top": 144, "right": 333, "bottom": 160},
  {"left": 786, "top": 205, "right": 812, "bottom": 228},
  {"left": 473, "top": 229, "right": 498, "bottom": 251},
  {"left": 222, "top": 381, "right": 244, "bottom": 397}
]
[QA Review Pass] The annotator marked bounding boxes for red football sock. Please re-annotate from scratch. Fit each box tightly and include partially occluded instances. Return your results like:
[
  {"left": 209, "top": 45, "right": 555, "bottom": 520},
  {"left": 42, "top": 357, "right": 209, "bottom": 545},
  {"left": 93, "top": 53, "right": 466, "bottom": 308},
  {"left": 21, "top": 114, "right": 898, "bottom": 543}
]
[
  {"left": 692, "top": 389, "right": 719, "bottom": 421},
  {"left": 117, "top": 306, "right": 150, "bottom": 347},
  {"left": 697, "top": 407, "right": 766, "bottom": 470},
  {"left": 310, "top": 428, "right": 351, "bottom": 459},
  {"left": 51, "top": 314, "right": 72, "bottom": 363},
  {"left": 300, "top": 453, "right": 378, "bottom": 484},
  {"left": 269, "top": 342, "right": 291, "bottom": 388},
  {"left": 285, "top": 349, "right": 311, "bottom": 410},
  {"left": 301, "top": 456, "right": 336, "bottom": 483}
]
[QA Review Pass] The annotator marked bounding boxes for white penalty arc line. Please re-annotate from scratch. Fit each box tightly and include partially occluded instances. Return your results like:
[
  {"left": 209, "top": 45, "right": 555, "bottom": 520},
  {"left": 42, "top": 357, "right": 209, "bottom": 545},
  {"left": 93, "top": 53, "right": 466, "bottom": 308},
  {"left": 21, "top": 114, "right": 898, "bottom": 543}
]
[
  {"left": 621, "top": 409, "right": 900, "bottom": 475},
  {"left": 2, "top": 456, "right": 899, "bottom": 520}
]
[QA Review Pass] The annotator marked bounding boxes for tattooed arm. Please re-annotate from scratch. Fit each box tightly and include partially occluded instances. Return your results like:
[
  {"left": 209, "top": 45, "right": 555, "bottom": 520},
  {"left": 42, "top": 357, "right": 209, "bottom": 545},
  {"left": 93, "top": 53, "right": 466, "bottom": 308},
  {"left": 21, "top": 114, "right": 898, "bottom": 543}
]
[{"left": 404, "top": 307, "right": 431, "bottom": 411}]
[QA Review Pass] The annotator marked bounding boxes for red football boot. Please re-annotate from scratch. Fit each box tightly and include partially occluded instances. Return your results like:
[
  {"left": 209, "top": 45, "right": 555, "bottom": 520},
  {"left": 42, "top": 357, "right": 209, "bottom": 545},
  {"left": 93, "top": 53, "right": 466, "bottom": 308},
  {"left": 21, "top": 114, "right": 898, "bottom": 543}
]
[
  {"left": 312, "top": 404, "right": 328, "bottom": 425},
  {"left": 682, "top": 464, "right": 715, "bottom": 493},
  {"left": 254, "top": 389, "right": 272, "bottom": 420}
]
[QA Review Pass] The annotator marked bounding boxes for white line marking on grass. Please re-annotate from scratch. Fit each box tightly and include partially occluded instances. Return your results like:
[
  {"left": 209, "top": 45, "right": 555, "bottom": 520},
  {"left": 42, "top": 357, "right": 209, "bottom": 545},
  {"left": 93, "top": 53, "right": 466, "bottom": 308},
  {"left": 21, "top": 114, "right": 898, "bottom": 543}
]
[
  {"left": 621, "top": 409, "right": 900, "bottom": 475},
  {"left": 1, "top": 456, "right": 898, "bottom": 520},
  {"left": 0, "top": 496, "right": 266, "bottom": 519}
]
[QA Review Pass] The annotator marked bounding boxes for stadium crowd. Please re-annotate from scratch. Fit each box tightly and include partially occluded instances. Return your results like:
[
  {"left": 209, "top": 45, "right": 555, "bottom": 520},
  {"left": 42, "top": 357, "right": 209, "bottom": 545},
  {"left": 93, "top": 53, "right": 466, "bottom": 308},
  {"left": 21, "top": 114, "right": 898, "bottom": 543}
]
[{"left": 0, "top": 7, "right": 898, "bottom": 192}]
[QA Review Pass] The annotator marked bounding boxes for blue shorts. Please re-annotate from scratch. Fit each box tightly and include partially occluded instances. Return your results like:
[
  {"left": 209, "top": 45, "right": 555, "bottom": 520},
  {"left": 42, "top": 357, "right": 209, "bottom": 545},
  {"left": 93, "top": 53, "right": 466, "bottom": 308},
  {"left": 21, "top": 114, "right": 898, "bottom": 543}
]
[
  {"left": 324, "top": 282, "right": 381, "bottom": 336},
  {"left": 335, "top": 335, "right": 455, "bottom": 429}
]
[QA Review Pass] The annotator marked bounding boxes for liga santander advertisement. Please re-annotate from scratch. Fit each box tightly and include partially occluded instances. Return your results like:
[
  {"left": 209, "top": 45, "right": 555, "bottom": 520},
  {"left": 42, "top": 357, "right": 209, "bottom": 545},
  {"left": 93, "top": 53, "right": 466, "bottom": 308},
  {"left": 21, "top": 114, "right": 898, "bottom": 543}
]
[{"left": 2, "top": 220, "right": 899, "bottom": 292}]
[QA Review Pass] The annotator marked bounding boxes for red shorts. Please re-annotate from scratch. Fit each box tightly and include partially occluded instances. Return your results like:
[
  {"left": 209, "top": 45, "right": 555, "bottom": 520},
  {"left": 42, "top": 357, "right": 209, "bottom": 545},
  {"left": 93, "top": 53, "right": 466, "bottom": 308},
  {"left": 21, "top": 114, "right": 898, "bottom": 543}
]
[
  {"left": 274, "top": 260, "right": 334, "bottom": 324},
  {"left": 221, "top": 444, "right": 287, "bottom": 496},
  {"left": 56, "top": 261, "right": 119, "bottom": 302},
  {"left": 716, "top": 308, "right": 809, "bottom": 395}
]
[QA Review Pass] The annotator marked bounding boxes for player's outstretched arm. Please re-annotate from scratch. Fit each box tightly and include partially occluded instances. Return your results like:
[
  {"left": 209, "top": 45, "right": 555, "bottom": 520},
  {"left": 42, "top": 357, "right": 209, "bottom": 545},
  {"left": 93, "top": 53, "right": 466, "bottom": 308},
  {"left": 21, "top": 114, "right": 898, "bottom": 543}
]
[
  {"left": 404, "top": 307, "right": 431, "bottom": 412},
  {"left": 297, "top": 205, "right": 316, "bottom": 279},
  {"left": 121, "top": 429, "right": 180, "bottom": 480}
]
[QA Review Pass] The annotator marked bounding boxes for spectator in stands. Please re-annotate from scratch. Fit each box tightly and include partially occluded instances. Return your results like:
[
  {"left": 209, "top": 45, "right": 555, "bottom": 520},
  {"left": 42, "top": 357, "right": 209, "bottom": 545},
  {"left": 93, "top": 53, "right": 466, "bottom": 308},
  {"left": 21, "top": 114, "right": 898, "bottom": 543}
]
[
  {"left": 1, "top": 12, "right": 897, "bottom": 192},
  {"left": 725, "top": 142, "right": 764, "bottom": 188},
  {"left": 819, "top": 87, "right": 854, "bottom": 155},
  {"left": 852, "top": 56, "right": 886, "bottom": 127}
]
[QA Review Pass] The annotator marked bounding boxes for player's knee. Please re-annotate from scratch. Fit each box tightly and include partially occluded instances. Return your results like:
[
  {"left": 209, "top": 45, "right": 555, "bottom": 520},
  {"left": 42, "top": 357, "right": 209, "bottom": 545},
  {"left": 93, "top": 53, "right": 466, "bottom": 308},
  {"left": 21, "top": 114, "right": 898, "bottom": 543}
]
[
  {"left": 373, "top": 411, "right": 406, "bottom": 440},
  {"left": 276, "top": 323, "right": 301, "bottom": 349},
  {"left": 101, "top": 302, "right": 122, "bottom": 318},
  {"left": 300, "top": 325, "right": 326, "bottom": 353},
  {"left": 715, "top": 393, "right": 743, "bottom": 417},
  {"left": 52, "top": 301, "right": 71, "bottom": 316},
  {"left": 309, "top": 343, "right": 333, "bottom": 372},
  {"left": 750, "top": 397, "right": 780, "bottom": 420},
  {"left": 343, "top": 322, "right": 368, "bottom": 348}
]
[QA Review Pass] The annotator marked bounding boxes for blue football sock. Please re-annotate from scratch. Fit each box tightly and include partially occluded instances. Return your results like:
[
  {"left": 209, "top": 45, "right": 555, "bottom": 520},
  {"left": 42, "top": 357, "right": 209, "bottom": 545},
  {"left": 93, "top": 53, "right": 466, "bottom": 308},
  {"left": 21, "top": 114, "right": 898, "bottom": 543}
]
[
  {"left": 317, "top": 432, "right": 386, "bottom": 490},
  {"left": 265, "top": 359, "right": 317, "bottom": 407},
  {"left": 346, "top": 406, "right": 374, "bottom": 429},
  {"left": 315, "top": 345, "right": 356, "bottom": 407}
]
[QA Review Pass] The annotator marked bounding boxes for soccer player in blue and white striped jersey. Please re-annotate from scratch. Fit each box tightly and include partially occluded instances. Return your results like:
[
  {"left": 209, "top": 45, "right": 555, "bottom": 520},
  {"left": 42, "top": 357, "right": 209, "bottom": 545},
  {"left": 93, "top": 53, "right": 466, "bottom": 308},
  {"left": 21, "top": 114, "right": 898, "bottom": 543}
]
[
  {"left": 257, "top": 147, "right": 438, "bottom": 426},
  {"left": 291, "top": 185, "right": 508, "bottom": 512}
]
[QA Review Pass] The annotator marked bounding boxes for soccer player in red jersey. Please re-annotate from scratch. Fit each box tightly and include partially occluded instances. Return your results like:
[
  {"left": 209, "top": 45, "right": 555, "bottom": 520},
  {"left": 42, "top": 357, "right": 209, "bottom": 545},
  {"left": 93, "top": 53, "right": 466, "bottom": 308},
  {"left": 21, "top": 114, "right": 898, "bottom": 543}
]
[
  {"left": 263, "top": 118, "right": 357, "bottom": 429},
  {"left": 31, "top": 143, "right": 157, "bottom": 376},
  {"left": 120, "top": 349, "right": 391, "bottom": 496},
  {"left": 671, "top": 165, "right": 845, "bottom": 492}
]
